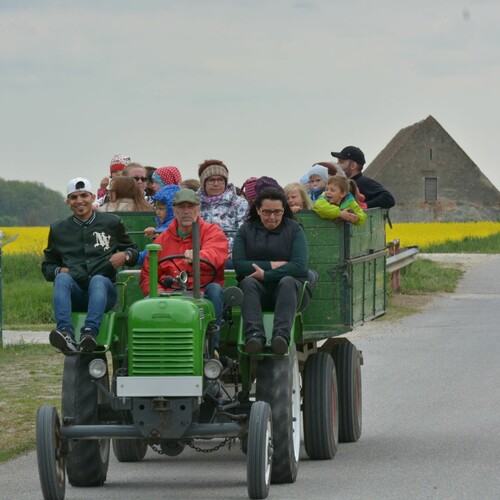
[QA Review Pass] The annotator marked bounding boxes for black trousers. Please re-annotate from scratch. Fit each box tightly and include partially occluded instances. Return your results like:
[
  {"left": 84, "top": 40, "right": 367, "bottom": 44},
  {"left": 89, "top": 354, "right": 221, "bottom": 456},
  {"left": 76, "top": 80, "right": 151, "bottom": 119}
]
[{"left": 239, "top": 276, "right": 309, "bottom": 340}]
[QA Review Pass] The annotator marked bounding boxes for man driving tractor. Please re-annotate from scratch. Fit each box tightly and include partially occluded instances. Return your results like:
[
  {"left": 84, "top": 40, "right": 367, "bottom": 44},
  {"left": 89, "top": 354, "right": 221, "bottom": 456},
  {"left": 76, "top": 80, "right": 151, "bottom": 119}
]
[{"left": 139, "top": 188, "right": 228, "bottom": 342}]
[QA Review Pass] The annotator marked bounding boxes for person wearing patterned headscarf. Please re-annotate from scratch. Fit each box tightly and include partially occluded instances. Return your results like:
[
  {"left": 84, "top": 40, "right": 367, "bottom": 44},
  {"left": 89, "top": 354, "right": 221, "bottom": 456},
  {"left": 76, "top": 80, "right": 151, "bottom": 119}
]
[{"left": 151, "top": 166, "right": 182, "bottom": 193}]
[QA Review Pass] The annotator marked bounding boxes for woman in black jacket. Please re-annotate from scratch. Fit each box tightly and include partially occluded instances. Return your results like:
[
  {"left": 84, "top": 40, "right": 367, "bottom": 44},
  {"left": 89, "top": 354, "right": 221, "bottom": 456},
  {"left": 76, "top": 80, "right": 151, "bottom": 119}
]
[{"left": 232, "top": 188, "right": 309, "bottom": 354}]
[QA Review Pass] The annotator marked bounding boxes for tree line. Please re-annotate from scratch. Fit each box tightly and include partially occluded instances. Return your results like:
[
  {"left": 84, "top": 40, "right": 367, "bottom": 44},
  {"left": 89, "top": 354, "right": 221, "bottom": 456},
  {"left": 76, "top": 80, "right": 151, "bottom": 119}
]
[{"left": 0, "top": 178, "right": 69, "bottom": 226}]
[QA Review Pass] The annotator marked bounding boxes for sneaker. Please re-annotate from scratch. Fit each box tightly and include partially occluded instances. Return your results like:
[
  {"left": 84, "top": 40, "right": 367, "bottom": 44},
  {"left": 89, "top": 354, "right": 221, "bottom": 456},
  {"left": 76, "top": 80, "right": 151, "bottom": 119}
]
[
  {"left": 245, "top": 334, "right": 265, "bottom": 354},
  {"left": 49, "top": 327, "right": 77, "bottom": 352},
  {"left": 79, "top": 327, "right": 98, "bottom": 352},
  {"left": 271, "top": 335, "right": 289, "bottom": 355}
]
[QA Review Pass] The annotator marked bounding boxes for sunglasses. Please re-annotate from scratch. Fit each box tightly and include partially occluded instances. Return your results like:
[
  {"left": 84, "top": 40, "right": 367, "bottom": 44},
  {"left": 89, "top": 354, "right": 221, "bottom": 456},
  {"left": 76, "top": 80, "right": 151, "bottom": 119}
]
[{"left": 132, "top": 176, "right": 148, "bottom": 182}]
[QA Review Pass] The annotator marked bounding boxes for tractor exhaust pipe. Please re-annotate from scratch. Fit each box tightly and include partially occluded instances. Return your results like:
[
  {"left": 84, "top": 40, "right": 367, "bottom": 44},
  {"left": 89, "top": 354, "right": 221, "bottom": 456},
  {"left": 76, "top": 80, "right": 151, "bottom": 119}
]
[{"left": 192, "top": 221, "right": 201, "bottom": 299}]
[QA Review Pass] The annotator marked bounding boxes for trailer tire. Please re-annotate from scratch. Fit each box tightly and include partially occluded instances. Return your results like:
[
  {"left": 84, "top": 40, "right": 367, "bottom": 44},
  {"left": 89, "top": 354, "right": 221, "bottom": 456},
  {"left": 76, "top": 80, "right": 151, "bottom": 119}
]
[
  {"left": 36, "top": 405, "right": 66, "bottom": 500},
  {"left": 332, "top": 342, "right": 362, "bottom": 442},
  {"left": 247, "top": 401, "right": 273, "bottom": 499},
  {"left": 303, "top": 352, "right": 339, "bottom": 459},
  {"left": 256, "top": 346, "right": 300, "bottom": 484},
  {"left": 113, "top": 438, "right": 148, "bottom": 462},
  {"left": 62, "top": 354, "right": 110, "bottom": 487}
]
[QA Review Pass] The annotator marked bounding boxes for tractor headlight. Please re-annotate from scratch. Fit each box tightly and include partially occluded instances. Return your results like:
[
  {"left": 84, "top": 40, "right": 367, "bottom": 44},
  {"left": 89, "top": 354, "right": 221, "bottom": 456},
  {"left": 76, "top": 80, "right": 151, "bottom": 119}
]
[
  {"left": 204, "top": 359, "right": 223, "bottom": 380},
  {"left": 89, "top": 358, "right": 107, "bottom": 379}
]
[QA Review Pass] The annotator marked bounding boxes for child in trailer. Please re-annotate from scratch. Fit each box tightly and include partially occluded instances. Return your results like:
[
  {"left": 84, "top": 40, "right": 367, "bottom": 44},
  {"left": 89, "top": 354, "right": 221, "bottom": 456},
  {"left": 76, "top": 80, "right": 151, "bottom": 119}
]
[
  {"left": 313, "top": 175, "right": 367, "bottom": 226},
  {"left": 306, "top": 164, "right": 329, "bottom": 202},
  {"left": 284, "top": 182, "right": 312, "bottom": 213},
  {"left": 349, "top": 179, "right": 368, "bottom": 209},
  {"left": 138, "top": 184, "right": 181, "bottom": 265}
]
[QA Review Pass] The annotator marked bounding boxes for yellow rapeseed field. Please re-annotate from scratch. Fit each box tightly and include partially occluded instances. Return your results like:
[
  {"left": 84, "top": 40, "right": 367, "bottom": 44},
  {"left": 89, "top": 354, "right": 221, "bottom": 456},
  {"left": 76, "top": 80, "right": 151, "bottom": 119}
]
[
  {"left": 386, "top": 222, "right": 500, "bottom": 249},
  {"left": 1, "top": 222, "right": 499, "bottom": 255},
  {"left": 0, "top": 227, "right": 49, "bottom": 255}
]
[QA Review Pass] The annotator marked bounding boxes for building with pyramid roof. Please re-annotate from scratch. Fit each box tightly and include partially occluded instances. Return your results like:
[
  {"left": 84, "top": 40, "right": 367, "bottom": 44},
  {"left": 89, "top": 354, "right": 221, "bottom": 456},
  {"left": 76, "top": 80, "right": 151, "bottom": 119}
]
[{"left": 365, "top": 115, "right": 500, "bottom": 222}]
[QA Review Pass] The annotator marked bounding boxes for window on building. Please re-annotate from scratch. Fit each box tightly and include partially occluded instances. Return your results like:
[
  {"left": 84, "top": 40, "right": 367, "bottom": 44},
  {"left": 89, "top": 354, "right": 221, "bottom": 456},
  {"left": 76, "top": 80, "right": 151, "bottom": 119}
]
[{"left": 424, "top": 177, "right": 438, "bottom": 202}]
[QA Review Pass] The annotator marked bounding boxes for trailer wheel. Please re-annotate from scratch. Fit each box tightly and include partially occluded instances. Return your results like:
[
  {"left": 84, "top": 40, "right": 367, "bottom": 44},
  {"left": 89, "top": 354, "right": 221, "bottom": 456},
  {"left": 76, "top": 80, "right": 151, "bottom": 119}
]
[
  {"left": 36, "top": 405, "right": 66, "bottom": 500},
  {"left": 62, "top": 354, "right": 110, "bottom": 486},
  {"left": 332, "top": 342, "right": 362, "bottom": 442},
  {"left": 303, "top": 352, "right": 339, "bottom": 459},
  {"left": 247, "top": 401, "right": 273, "bottom": 499},
  {"left": 113, "top": 438, "right": 148, "bottom": 462},
  {"left": 256, "top": 346, "right": 301, "bottom": 484}
]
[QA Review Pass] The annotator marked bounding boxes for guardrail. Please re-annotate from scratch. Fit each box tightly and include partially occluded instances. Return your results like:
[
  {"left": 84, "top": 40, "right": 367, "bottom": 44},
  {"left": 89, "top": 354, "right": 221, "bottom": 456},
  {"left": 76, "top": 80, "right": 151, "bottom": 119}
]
[{"left": 386, "top": 239, "right": 419, "bottom": 292}]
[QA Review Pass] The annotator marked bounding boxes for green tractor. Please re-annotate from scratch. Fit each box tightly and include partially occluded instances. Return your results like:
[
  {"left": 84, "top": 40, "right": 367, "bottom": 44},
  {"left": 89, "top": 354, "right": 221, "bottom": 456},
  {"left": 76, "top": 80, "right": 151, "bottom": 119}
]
[{"left": 36, "top": 209, "right": 387, "bottom": 500}]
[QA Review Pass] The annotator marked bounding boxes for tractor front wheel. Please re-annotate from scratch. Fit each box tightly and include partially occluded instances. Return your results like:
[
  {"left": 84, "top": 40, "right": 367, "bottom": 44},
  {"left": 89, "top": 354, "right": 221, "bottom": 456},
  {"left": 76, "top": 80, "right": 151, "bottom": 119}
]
[
  {"left": 247, "top": 401, "right": 273, "bottom": 499},
  {"left": 62, "top": 354, "right": 110, "bottom": 487},
  {"left": 36, "top": 405, "right": 66, "bottom": 500}
]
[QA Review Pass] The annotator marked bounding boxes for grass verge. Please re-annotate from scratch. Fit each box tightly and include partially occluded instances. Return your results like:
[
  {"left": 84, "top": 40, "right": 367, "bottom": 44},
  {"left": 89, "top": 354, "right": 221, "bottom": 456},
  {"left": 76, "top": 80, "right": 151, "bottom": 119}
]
[
  {"left": 422, "top": 232, "right": 500, "bottom": 253},
  {"left": 0, "top": 343, "right": 62, "bottom": 462},
  {"left": 2, "top": 253, "right": 54, "bottom": 327},
  {"left": 383, "top": 258, "right": 465, "bottom": 320}
]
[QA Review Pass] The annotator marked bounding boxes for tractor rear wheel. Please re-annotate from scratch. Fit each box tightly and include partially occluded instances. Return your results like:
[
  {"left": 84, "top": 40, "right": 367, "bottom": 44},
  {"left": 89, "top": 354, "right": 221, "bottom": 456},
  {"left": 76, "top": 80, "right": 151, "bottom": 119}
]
[
  {"left": 256, "top": 346, "right": 301, "bottom": 484},
  {"left": 61, "top": 353, "right": 110, "bottom": 486},
  {"left": 36, "top": 405, "right": 65, "bottom": 500},
  {"left": 303, "top": 352, "right": 339, "bottom": 459},
  {"left": 113, "top": 438, "right": 148, "bottom": 462},
  {"left": 332, "top": 342, "right": 362, "bottom": 442}
]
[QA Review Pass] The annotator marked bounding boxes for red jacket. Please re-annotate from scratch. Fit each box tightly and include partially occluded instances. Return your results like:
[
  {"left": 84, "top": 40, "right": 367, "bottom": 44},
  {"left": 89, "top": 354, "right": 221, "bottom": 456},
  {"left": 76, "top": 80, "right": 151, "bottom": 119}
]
[{"left": 140, "top": 217, "right": 228, "bottom": 295}]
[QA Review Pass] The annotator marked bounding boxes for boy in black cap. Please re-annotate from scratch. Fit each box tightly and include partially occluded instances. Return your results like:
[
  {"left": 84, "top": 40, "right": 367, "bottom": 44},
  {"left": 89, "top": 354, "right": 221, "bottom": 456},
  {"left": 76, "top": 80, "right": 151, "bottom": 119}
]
[{"left": 331, "top": 146, "right": 395, "bottom": 209}]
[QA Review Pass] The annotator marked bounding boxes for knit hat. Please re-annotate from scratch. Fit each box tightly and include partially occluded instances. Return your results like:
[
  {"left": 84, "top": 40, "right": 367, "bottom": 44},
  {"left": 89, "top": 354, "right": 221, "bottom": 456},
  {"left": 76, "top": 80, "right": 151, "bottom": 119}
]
[
  {"left": 307, "top": 165, "right": 329, "bottom": 184},
  {"left": 316, "top": 162, "right": 346, "bottom": 177},
  {"left": 241, "top": 177, "right": 258, "bottom": 200},
  {"left": 110, "top": 154, "right": 131, "bottom": 174},
  {"left": 199, "top": 163, "right": 229, "bottom": 188},
  {"left": 67, "top": 177, "right": 93, "bottom": 197},
  {"left": 299, "top": 173, "right": 309, "bottom": 185},
  {"left": 152, "top": 166, "right": 182, "bottom": 187},
  {"left": 255, "top": 176, "right": 284, "bottom": 195}
]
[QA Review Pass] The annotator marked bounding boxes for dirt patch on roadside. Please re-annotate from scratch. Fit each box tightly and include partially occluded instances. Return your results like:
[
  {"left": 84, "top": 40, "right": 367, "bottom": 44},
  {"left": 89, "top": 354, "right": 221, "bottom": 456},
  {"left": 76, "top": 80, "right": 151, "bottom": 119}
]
[
  {"left": 391, "top": 294, "right": 432, "bottom": 308},
  {"left": 384, "top": 293, "right": 434, "bottom": 320}
]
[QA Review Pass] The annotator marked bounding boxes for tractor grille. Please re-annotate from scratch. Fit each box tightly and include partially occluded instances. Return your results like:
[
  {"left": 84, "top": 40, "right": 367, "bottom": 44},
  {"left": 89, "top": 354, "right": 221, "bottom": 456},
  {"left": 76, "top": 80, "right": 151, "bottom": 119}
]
[{"left": 130, "top": 328, "right": 195, "bottom": 376}]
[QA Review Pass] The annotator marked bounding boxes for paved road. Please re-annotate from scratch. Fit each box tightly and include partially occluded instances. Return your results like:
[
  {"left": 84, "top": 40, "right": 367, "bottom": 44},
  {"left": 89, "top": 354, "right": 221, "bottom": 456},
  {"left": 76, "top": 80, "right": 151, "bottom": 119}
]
[
  {"left": 1, "top": 255, "right": 500, "bottom": 499},
  {"left": 1, "top": 330, "right": 49, "bottom": 345}
]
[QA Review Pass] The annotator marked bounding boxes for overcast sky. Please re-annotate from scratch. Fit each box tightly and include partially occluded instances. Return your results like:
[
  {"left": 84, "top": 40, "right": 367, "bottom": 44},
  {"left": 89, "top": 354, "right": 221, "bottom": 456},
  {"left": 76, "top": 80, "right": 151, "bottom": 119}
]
[{"left": 1, "top": 0, "right": 499, "bottom": 197}]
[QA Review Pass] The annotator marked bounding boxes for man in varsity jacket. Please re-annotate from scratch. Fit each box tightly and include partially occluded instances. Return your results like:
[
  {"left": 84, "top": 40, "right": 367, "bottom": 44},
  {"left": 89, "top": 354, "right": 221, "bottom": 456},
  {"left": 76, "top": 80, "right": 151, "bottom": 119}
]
[{"left": 42, "top": 177, "right": 138, "bottom": 353}]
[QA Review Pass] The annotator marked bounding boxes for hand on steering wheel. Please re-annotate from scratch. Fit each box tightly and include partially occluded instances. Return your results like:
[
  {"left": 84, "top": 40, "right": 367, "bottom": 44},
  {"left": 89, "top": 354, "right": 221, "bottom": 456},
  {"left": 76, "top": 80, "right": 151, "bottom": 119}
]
[{"left": 157, "top": 254, "right": 218, "bottom": 291}]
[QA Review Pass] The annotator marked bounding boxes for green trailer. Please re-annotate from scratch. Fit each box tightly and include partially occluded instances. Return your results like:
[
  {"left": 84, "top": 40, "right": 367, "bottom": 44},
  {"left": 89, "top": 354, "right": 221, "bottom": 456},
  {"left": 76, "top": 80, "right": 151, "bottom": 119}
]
[
  {"left": 35, "top": 208, "right": 387, "bottom": 500},
  {"left": 298, "top": 209, "right": 386, "bottom": 340}
]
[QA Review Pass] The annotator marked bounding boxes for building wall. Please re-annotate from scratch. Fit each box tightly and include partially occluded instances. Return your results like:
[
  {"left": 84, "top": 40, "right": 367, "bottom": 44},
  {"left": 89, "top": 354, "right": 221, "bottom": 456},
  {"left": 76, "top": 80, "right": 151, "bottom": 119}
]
[{"left": 372, "top": 118, "right": 500, "bottom": 222}]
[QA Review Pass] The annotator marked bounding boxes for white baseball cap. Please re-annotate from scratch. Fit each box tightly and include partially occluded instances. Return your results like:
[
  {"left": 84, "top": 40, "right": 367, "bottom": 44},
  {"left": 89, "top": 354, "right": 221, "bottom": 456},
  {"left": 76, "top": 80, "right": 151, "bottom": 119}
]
[{"left": 67, "top": 177, "right": 93, "bottom": 197}]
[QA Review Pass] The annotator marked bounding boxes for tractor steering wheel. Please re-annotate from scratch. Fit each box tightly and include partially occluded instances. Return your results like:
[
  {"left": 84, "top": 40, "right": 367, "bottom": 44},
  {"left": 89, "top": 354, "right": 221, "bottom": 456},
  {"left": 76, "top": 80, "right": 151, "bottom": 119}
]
[{"left": 157, "top": 254, "right": 218, "bottom": 291}]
